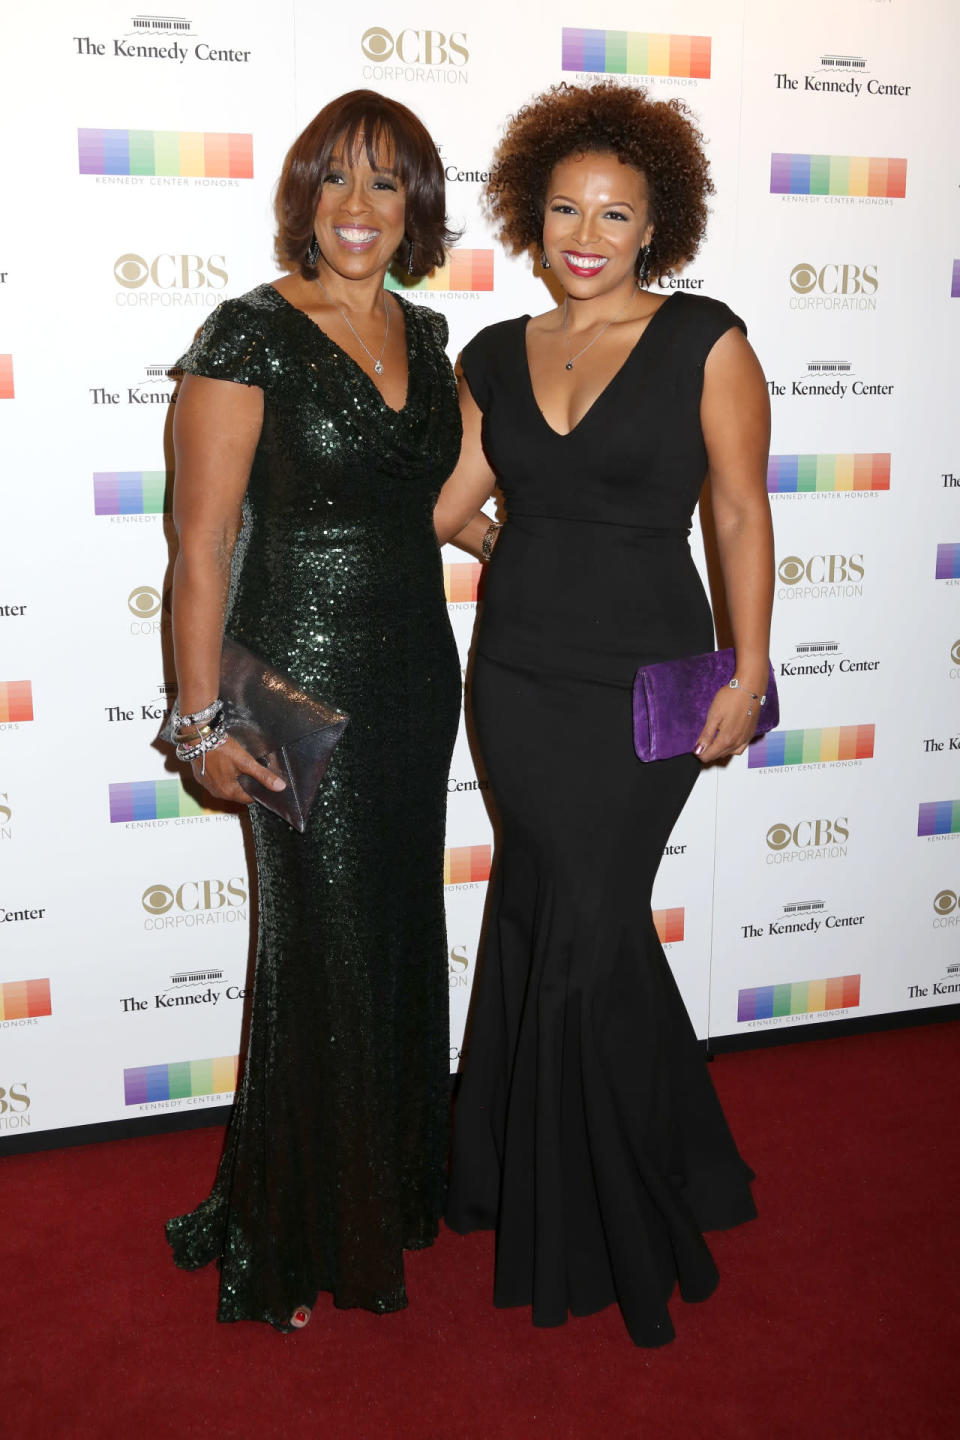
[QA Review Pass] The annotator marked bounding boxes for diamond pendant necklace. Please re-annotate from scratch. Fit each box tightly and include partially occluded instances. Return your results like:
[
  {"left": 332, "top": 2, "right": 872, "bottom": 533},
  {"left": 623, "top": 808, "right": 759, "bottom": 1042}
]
[
  {"left": 315, "top": 275, "right": 390, "bottom": 375},
  {"left": 561, "top": 283, "right": 640, "bottom": 371}
]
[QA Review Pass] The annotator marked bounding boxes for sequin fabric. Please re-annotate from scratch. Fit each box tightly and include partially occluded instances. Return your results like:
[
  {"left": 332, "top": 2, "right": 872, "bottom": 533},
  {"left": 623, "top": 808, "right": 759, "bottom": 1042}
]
[{"left": 165, "top": 284, "right": 462, "bottom": 1330}]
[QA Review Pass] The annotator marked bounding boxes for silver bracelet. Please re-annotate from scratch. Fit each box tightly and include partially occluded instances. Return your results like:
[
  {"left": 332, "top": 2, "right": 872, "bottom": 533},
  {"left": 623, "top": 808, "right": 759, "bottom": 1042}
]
[
  {"left": 729, "top": 678, "right": 766, "bottom": 706},
  {"left": 173, "top": 696, "right": 223, "bottom": 731},
  {"left": 175, "top": 724, "right": 228, "bottom": 776}
]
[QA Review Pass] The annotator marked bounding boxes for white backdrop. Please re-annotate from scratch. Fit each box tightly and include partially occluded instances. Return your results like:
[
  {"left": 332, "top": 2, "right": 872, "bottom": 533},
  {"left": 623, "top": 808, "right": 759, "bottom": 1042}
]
[{"left": 2, "top": 0, "right": 958, "bottom": 1143}]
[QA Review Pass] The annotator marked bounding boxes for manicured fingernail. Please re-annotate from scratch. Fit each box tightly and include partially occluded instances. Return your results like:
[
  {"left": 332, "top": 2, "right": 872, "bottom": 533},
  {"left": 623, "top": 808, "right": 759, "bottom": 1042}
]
[
  {"left": 272, "top": 778, "right": 287, "bottom": 790},
  {"left": 694, "top": 743, "right": 704, "bottom": 756}
]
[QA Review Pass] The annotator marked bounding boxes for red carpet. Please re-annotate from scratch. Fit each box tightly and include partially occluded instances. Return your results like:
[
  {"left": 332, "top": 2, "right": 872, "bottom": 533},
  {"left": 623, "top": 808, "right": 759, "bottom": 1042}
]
[{"left": 3, "top": 1022, "right": 959, "bottom": 1440}]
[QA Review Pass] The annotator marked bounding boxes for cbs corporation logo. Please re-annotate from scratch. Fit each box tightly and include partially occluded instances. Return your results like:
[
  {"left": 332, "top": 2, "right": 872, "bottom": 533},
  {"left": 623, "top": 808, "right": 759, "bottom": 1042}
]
[
  {"left": 950, "top": 639, "right": 960, "bottom": 671},
  {"left": 113, "top": 253, "right": 227, "bottom": 308},
  {"left": 777, "top": 553, "right": 864, "bottom": 599},
  {"left": 142, "top": 879, "right": 247, "bottom": 929},
  {"left": 360, "top": 25, "right": 468, "bottom": 79},
  {"left": 765, "top": 818, "right": 849, "bottom": 863},
  {"left": 789, "top": 261, "right": 878, "bottom": 298}
]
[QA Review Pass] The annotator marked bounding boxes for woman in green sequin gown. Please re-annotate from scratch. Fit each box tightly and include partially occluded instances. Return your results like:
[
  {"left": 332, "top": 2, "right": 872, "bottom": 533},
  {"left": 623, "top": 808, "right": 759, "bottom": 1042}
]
[{"left": 165, "top": 94, "right": 463, "bottom": 1330}]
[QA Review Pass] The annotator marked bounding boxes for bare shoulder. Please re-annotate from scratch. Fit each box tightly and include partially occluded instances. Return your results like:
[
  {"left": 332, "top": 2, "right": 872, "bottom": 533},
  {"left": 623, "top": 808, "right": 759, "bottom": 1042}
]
[{"left": 527, "top": 307, "right": 560, "bottom": 336}]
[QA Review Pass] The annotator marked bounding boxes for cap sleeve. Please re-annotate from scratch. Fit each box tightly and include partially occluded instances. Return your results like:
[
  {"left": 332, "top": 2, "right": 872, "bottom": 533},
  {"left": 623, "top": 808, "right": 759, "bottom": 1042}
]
[
  {"left": 177, "top": 297, "right": 274, "bottom": 390},
  {"left": 459, "top": 328, "right": 493, "bottom": 412},
  {"left": 706, "top": 298, "right": 747, "bottom": 344},
  {"left": 416, "top": 302, "right": 449, "bottom": 352}
]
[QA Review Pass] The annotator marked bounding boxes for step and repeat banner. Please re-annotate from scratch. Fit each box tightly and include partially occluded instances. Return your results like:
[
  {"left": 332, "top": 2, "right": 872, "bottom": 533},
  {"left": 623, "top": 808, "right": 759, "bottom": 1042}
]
[{"left": 2, "top": 0, "right": 958, "bottom": 1143}]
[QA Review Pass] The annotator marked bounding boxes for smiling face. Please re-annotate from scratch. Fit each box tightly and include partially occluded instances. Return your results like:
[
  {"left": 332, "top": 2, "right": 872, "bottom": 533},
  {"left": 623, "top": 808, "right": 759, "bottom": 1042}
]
[
  {"left": 541, "top": 150, "right": 655, "bottom": 297},
  {"left": 312, "top": 134, "right": 407, "bottom": 282}
]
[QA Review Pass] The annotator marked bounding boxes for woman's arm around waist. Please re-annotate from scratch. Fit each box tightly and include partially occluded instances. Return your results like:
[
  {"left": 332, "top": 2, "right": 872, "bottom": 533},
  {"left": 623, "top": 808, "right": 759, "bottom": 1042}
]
[{"left": 434, "top": 365, "right": 500, "bottom": 556}]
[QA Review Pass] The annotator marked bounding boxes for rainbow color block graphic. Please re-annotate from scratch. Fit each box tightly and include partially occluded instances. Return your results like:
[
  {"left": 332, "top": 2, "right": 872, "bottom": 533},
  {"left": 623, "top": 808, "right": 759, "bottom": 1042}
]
[
  {"left": 386, "top": 250, "right": 493, "bottom": 293},
  {"left": 444, "top": 845, "right": 492, "bottom": 885},
  {"left": 951, "top": 260, "right": 960, "bottom": 298},
  {"left": 748, "top": 724, "right": 875, "bottom": 769},
  {"left": 123, "top": 1054, "right": 238, "bottom": 1105},
  {"left": 935, "top": 544, "right": 960, "bottom": 579},
  {"left": 94, "top": 471, "right": 170, "bottom": 516},
  {"left": 738, "top": 973, "right": 860, "bottom": 1023},
  {"left": 917, "top": 800, "right": 960, "bottom": 837},
  {"left": 653, "top": 907, "right": 684, "bottom": 944},
  {"left": 770, "top": 153, "right": 906, "bottom": 198},
  {"left": 109, "top": 779, "right": 208, "bottom": 822},
  {"left": 0, "top": 354, "right": 13, "bottom": 398},
  {"left": 78, "top": 129, "right": 253, "bottom": 178},
  {"left": 767, "top": 454, "right": 890, "bottom": 494},
  {"left": 561, "top": 28, "right": 711, "bottom": 78},
  {"left": 0, "top": 681, "right": 34, "bottom": 723},
  {"left": 444, "top": 562, "right": 481, "bottom": 603},
  {"left": 0, "top": 978, "right": 51, "bottom": 1022}
]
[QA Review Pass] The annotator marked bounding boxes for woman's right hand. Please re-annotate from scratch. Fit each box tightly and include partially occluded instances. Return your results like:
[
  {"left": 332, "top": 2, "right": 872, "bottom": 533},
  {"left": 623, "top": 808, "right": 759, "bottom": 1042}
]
[{"left": 188, "top": 734, "right": 287, "bottom": 804}]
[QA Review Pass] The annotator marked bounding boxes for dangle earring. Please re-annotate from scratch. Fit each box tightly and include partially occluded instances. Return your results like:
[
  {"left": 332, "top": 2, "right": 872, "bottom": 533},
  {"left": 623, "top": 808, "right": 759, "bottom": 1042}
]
[
  {"left": 306, "top": 232, "right": 320, "bottom": 267},
  {"left": 540, "top": 249, "right": 551, "bottom": 269},
  {"left": 407, "top": 239, "right": 416, "bottom": 275},
  {"left": 637, "top": 244, "right": 652, "bottom": 287}
]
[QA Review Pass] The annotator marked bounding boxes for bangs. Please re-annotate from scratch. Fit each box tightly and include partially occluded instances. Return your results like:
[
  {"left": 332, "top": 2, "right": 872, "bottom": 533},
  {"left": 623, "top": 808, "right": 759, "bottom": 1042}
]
[{"left": 318, "top": 104, "right": 419, "bottom": 185}]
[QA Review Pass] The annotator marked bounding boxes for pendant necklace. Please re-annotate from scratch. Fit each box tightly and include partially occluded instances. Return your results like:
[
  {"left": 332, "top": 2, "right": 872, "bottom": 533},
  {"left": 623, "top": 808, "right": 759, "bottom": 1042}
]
[
  {"left": 315, "top": 275, "right": 390, "bottom": 375},
  {"left": 561, "top": 283, "right": 640, "bottom": 371}
]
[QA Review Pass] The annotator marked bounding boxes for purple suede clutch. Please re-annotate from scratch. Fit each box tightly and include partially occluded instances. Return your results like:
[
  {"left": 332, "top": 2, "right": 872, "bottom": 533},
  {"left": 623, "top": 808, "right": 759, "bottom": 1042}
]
[{"left": 632, "top": 648, "right": 779, "bottom": 762}]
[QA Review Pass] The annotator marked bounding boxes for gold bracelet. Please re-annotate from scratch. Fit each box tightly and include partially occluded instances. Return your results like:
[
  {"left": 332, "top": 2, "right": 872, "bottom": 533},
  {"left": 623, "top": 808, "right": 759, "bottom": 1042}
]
[{"left": 480, "top": 521, "right": 501, "bottom": 563}]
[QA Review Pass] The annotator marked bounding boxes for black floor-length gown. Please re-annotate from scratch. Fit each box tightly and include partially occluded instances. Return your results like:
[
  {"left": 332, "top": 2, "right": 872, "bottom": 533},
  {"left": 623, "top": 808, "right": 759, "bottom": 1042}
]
[
  {"left": 445, "top": 292, "right": 757, "bottom": 1347},
  {"left": 166, "top": 285, "right": 462, "bottom": 1328}
]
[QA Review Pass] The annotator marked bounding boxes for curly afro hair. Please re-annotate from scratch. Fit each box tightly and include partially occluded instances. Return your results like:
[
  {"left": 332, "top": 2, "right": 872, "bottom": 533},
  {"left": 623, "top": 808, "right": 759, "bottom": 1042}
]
[{"left": 485, "top": 81, "right": 714, "bottom": 279}]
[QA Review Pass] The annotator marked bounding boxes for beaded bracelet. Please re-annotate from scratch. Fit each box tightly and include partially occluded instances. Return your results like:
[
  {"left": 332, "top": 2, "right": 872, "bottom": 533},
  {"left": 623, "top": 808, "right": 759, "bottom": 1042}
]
[
  {"left": 173, "top": 696, "right": 223, "bottom": 732},
  {"left": 175, "top": 710, "right": 228, "bottom": 775}
]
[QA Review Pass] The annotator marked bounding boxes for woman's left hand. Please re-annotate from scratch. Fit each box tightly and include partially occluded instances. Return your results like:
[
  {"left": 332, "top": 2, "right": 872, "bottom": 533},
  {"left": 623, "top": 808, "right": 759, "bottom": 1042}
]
[{"left": 694, "top": 682, "right": 763, "bottom": 763}]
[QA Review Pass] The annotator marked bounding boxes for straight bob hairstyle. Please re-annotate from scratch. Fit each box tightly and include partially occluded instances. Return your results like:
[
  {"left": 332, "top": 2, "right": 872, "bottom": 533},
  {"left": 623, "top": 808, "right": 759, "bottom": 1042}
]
[{"left": 275, "top": 89, "right": 458, "bottom": 280}]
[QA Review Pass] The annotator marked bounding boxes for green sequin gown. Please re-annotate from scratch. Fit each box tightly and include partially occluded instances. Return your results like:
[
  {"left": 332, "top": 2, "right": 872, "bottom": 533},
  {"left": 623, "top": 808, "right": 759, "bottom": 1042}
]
[{"left": 165, "top": 284, "right": 462, "bottom": 1329}]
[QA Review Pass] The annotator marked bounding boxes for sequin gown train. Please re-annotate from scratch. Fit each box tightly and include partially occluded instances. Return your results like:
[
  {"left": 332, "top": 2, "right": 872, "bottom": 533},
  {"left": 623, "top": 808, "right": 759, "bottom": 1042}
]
[
  {"left": 445, "top": 293, "right": 757, "bottom": 1347},
  {"left": 165, "top": 285, "right": 462, "bottom": 1329}
]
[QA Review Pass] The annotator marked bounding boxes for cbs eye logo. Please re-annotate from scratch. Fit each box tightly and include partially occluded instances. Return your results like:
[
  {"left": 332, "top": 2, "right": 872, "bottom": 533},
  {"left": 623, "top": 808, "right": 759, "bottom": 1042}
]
[
  {"left": 951, "top": 640, "right": 960, "bottom": 665},
  {"left": 361, "top": 27, "right": 393, "bottom": 58},
  {"left": 142, "top": 884, "right": 175, "bottom": 916},
  {"left": 114, "top": 254, "right": 149, "bottom": 288},
  {"left": 128, "top": 586, "right": 161, "bottom": 618},
  {"left": 790, "top": 263, "right": 818, "bottom": 294},
  {"left": 934, "top": 890, "right": 957, "bottom": 916},
  {"left": 766, "top": 823, "right": 792, "bottom": 851},
  {"left": 777, "top": 557, "right": 804, "bottom": 585}
]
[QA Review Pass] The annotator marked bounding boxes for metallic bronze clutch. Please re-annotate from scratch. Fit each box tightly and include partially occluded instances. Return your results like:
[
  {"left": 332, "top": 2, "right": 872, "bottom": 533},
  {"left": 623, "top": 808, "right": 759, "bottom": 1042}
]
[{"left": 219, "top": 636, "right": 349, "bottom": 832}]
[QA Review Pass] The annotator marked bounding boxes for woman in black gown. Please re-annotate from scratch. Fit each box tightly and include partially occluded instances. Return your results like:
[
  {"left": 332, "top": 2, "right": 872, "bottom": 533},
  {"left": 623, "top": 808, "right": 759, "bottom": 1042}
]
[
  {"left": 435, "top": 83, "right": 774, "bottom": 1346},
  {"left": 165, "top": 91, "right": 470, "bottom": 1330}
]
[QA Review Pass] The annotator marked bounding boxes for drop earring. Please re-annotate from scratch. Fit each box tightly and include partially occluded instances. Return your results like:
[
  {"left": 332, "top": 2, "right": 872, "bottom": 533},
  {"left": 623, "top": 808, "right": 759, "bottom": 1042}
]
[
  {"left": 408, "top": 239, "right": 415, "bottom": 275},
  {"left": 306, "top": 233, "right": 320, "bottom": 267},
  {"left": 540, "top": 249, "right": 551, "bottom": 269},
  {"left": 638, "top": 244, "right": 651, "bottom": 287}
]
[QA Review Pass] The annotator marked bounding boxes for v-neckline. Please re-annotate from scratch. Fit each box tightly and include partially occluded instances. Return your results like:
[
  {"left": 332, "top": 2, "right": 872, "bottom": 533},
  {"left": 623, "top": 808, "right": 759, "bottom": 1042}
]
[
  {"left": 268, "top": 283, "right": 413, "bottom": 416},
  {"left": 521, "top": 292, "right": 677, "bottom": 439}
]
